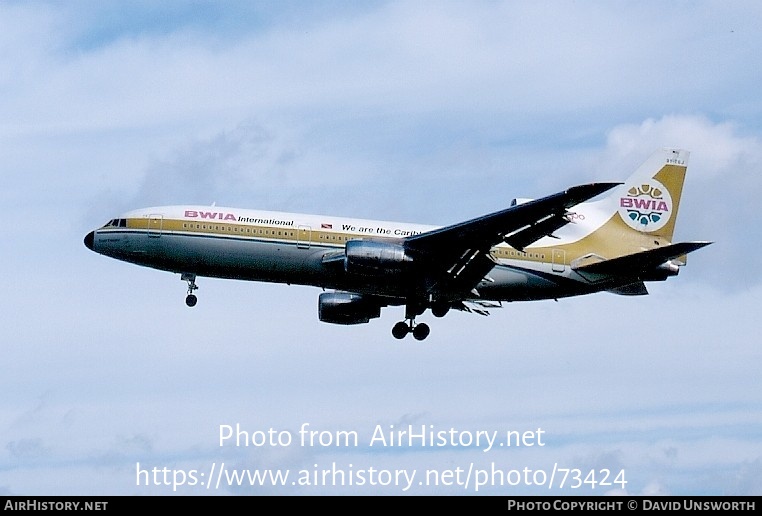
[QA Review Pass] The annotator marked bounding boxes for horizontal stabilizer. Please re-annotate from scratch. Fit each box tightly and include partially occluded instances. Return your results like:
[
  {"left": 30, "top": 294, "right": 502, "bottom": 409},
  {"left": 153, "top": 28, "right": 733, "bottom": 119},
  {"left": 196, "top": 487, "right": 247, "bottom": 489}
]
[{"left": 573, "top": 241, "right": 712, "bottom": 276}]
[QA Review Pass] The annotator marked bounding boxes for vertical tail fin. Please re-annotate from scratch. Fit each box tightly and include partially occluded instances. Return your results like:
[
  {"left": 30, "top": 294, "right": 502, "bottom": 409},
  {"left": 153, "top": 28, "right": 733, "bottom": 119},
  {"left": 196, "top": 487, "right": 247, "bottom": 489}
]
[
  {"left": 613, "top": 148, "right": 688, "bottom": 242},
  {"left": 568, "top": 148, "right": 711, "bottom": 284}
]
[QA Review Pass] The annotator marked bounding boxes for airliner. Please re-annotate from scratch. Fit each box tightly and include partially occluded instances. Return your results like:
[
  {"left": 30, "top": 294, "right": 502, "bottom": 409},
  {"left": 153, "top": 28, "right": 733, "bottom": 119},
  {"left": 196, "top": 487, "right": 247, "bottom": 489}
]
[{"left": 84, "top": 148, "right": 711, "bottom": 340}]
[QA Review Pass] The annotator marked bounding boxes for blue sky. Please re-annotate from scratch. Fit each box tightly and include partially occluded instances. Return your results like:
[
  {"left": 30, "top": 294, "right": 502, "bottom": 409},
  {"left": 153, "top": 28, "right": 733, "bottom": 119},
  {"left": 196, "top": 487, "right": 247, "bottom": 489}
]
[{"left": 1, "top": 1, "right": 760, "bottom": 495}]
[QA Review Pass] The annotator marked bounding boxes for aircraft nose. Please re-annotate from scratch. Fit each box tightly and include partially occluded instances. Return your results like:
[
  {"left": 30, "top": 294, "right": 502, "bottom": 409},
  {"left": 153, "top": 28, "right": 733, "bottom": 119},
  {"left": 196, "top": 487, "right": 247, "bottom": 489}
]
[{"left": 84, "top": 231, "right": 95, "bottom": 251}]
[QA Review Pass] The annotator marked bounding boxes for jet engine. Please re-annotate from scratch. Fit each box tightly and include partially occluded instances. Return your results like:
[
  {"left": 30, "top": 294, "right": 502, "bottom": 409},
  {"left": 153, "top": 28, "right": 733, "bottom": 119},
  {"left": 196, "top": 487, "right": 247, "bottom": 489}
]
[
  {"left": 318, "top": 292, "right": 382, "bottom": 325},
  {"left": 343, "top": 240, "right": 412, "bottom": 275},
  {"left": 640, "top": 260, "right": 681, "bottom": 281}
]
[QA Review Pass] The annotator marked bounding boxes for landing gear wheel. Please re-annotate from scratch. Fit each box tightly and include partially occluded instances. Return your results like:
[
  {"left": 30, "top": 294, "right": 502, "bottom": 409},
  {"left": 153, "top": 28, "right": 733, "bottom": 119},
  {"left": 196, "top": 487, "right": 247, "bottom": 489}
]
[
  {"left": 393, "top": 302, "right": 432, "bottom": 340},
  {"left": 431, "top": 302, "right": 450, "bottom": 318},
  {"left": 391, "top": 320, "right": 431, "bottom": 340},
  {"left": 392, "top": 321, "right": 409, "bottom": 340},
  {"left": 412, "top": 323, "right": 430, "bottom": 341},
  {"left": 181, "top": 273, "right": 199, "bottom": 307}
]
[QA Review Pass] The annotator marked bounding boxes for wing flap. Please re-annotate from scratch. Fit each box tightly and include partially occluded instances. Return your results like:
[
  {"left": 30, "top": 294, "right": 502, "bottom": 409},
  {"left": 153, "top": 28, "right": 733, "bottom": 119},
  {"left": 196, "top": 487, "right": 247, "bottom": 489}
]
[{"left": 452, "top": 300, "right": 503, "bottom": 316}]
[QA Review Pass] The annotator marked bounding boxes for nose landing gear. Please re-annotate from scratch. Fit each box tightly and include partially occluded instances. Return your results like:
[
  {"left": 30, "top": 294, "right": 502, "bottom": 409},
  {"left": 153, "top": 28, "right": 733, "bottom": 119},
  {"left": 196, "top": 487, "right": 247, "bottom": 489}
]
[{"left": 181, "top": 273, "right": 198, "bottom": 307}]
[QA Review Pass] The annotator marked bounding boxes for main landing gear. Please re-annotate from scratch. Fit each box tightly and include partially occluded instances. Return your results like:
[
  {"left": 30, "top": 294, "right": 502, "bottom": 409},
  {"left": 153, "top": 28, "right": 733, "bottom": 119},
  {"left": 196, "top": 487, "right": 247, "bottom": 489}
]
[
  {"left": 392, "top": 303, "right": 431, "bottom": 341},
  {"left": 392, "top": 320, "right": 430, "bottom": 341},
  {"left": 181, "top": 273, "right": 198, "bottom": 307},
  {"left": 390, "top": 300, "right": 452, "bottom": 340}
]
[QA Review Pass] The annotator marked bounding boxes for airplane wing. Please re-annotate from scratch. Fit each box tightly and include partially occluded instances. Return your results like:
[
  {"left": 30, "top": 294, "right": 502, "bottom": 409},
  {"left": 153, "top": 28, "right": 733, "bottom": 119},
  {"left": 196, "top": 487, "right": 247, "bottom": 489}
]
[{"left": 402, "top": 182, "right": 620, "bottom": 296}]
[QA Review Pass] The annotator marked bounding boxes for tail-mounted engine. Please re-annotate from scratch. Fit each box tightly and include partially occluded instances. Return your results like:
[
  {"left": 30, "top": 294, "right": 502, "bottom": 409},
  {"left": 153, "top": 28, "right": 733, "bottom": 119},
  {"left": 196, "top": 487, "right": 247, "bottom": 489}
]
[{"left": 640, "top": 260, "right": 681, "bottom": 281}]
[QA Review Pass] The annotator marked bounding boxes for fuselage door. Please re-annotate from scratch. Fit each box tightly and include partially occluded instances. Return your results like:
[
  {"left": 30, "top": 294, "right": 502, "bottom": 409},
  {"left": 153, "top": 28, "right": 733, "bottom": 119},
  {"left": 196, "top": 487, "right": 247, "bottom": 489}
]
[
  {"left": 297, "top": 225, "right": 311, "bottom": 249},
  {"left": 148, "top": 214, "right": 163, "bottom": 238},
  {"left": 552, "top": 249, "right": 565, "bottom": 273}
]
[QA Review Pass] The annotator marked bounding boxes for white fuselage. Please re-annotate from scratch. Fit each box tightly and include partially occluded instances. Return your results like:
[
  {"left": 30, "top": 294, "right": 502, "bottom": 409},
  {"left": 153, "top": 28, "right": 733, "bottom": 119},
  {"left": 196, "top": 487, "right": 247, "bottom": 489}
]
[{"left": 85, "top": 205, "right": 592, "bottom": 303}]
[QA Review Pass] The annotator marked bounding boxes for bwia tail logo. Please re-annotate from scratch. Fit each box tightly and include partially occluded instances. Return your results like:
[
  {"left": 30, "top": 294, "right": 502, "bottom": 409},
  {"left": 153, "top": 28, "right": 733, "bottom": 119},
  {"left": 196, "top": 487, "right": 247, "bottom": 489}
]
[{"left": 618, "top": 180, "right": 672, "bottom": 232}]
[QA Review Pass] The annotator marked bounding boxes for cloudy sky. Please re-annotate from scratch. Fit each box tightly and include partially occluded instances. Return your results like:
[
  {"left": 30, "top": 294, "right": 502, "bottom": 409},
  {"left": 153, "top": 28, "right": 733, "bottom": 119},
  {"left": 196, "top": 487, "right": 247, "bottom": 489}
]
[{"left": 1, "top": 0, "right": 760, "bottom": 496}]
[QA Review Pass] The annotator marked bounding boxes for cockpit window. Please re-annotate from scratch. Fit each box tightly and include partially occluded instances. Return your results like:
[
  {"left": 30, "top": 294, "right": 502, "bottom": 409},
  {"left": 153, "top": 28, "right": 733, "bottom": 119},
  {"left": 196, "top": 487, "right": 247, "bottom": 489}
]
[{"left": 102, "top": 219, "right": 127, "bottom": 228}]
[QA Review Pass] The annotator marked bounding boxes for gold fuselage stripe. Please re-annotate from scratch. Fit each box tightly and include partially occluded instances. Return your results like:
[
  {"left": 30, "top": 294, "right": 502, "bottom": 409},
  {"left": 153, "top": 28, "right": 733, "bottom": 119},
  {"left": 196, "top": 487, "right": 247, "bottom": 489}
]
[{"left": 118, "top": 217, "right": 556, "bottom": 264}]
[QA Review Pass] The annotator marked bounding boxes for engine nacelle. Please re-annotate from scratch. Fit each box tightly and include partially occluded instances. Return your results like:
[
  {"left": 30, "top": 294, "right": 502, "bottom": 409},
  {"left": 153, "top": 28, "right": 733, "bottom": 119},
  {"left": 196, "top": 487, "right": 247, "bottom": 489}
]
[
  {"left": 344, "top": 240, "right": 412, "bottom": 276},
  {"left": 318, "top": 292, "right": 382, "bottom": 325},
  {"left": 641, "top": 260, "right": 681, "bottom": 281}
]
